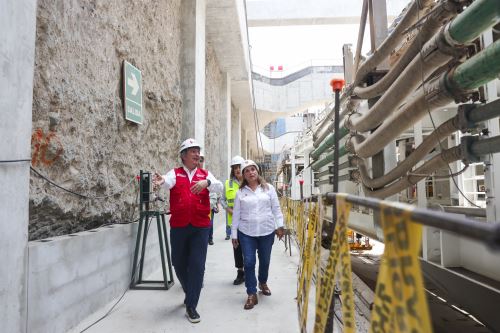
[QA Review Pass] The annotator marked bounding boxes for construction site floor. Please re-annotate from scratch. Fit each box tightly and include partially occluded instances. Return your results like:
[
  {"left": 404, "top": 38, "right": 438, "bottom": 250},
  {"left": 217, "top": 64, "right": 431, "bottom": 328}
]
[{"left": 70, "top": 217, "right": 321, "bottom": 333}]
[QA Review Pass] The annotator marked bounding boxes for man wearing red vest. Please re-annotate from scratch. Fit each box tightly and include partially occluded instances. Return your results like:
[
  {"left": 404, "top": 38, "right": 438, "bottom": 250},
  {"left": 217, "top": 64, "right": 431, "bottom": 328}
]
[{"left": 153, "top": 138, "right": 222, "bottom": 323}]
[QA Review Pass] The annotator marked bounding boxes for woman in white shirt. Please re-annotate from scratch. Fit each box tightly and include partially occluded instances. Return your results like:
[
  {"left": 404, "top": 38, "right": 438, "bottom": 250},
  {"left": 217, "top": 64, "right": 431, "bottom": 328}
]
[{"left": 231, "top": 159, "right": 284, "bottom": 310}]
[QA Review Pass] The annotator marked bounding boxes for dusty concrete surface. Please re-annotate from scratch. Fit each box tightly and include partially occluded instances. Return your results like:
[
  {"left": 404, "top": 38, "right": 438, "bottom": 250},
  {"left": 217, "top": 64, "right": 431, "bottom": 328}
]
[
  {"left": 204, "top": 43, "right": 227, "bottom": 180},
  {"left": 70, "top": 217, "right": 302, "bottom": 333},
  {"left": 29, "top": 0, "right": 226, "bottom": 239}
]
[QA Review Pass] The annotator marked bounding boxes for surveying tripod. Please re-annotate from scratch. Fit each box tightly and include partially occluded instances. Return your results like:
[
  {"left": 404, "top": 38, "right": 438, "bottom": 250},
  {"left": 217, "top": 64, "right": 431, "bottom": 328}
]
[{"left": 130, "top": 170, "right": 174, "bottom": 290}]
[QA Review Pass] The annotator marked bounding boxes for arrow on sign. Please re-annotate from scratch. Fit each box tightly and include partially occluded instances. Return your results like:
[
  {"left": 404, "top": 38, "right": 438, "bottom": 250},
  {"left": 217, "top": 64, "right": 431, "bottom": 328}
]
[{"left": 127, "top": 73, "right": 139, "bottom": 96}]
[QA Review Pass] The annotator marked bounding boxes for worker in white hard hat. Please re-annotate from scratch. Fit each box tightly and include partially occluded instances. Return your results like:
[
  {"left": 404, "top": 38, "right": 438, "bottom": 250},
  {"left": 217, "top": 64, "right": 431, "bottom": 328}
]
[
  {"left": 153, "top": 138, "right": 222, "bottom": 323},
  {"left": 230, "top": 159, "right": 284, "bottom": 310},
  {"left": 220, "top": 155, "right": 246, "bottom": 285}
]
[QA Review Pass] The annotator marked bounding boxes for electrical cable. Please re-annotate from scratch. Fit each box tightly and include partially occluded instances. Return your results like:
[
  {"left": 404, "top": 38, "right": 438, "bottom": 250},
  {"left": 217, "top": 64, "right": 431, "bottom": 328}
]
[
  {"left": 0, "top": 159, "right": 31, "bottom": 163},
  {"left": 415, "top": 3, "right": 481, "bottom": 208},
  {"left": 30, "top": 166, "right": 136, "bottom": 199},
  {"left": 408, "top": 162, "right": 469, "bottom": 179}
]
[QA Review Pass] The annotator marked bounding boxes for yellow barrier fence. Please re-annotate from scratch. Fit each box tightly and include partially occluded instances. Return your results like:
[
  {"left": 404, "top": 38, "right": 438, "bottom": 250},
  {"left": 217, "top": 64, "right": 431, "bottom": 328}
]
[{"left": 281, "top": 194, "right": 432, "bottom": 333}]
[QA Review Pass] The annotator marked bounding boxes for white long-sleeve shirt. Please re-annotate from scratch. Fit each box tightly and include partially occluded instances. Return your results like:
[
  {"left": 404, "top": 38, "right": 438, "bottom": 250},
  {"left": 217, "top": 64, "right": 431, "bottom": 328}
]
[
  {"left": 161, "top": 165, "right": 223, "bottom": 195},
  {"left": 231, "top": 183, "right": 284, "bottom": 239}
]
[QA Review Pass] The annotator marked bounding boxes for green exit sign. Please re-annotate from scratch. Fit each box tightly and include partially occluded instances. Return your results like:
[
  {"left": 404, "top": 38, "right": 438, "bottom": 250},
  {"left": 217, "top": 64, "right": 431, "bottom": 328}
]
[{"left": 123, "top": 61, "right": 143, "bottom": 124}]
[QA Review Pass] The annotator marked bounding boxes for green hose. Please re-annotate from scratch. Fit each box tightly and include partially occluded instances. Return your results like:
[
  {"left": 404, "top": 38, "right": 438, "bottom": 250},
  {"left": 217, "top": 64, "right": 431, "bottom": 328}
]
[
  {"left": 448, "top": 39, "right": 500, "bottom": 91},
  {"left": 449, "top": 0, "right": 500, "bottom": 44},
  {"left": 310, "top": 127, "right": 349, "bottom": 160},
  {"left": 311, "top": 146, "right": 347, "bottom": 171}
]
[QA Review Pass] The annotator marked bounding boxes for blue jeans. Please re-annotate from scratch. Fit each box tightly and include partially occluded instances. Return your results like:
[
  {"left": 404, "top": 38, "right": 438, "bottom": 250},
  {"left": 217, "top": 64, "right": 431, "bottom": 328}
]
[
  {"left": 170, "top": 225, "right": 210, "bottom": 309},
  {"left": 238, "top": 230, "right": 275, "bottom": 295}
]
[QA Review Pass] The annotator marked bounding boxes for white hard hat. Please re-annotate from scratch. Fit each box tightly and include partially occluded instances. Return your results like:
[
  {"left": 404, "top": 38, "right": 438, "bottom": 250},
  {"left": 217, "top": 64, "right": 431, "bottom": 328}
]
[
  {"left": 241, "top": 159, "right": 259, "bottom": 173},
  {"left": 230, "top": 155, "right": 245, "bottom": 166},
  {"left": 179, "top": 138, "right": 201, "bottom": 153},
  {"left": 200, "top": 151, "right": 205, "bottom": 158}
]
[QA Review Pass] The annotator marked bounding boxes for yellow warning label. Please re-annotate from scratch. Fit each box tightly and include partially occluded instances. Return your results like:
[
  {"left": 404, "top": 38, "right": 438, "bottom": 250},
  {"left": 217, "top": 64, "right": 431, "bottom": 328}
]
[
  {"left": 314, "top": 194, "right": 356, "bottom": 333},
  {"left": 369, "top": 204, "right": 432, "bottom": 333}
]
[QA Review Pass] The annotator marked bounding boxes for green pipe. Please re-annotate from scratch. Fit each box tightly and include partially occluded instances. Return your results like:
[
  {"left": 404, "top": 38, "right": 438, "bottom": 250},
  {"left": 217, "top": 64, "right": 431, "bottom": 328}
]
[
  {"left": 448, "top": 0, "right": 500, "bottom": 44},
  {"left": 310, "top": 127, "right": 349, "bottom": 160},
  {"left": 311, "top": 146, "right": 347, "bottom": 171},
  {"left": 448, "top": 39, "right": 500, "bottom": 91}
]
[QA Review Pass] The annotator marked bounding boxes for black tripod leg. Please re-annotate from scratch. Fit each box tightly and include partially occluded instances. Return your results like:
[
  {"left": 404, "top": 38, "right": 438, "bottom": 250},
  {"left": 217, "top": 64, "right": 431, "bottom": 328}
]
[{"left": 161, "top": 213, "right": 175, "bottom": 287}]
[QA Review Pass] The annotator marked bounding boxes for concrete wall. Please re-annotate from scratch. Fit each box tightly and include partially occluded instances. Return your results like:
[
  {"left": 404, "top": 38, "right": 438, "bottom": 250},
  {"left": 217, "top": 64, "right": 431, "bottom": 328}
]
[
  {"left": 0, "top": 0, "right": 37, "bottom": 332},
  {"left": 29, "top": 0, "right": 230, "bottom": 240},
  {"left": 27, "top": 222, "right": 162, "bottom": 333}
]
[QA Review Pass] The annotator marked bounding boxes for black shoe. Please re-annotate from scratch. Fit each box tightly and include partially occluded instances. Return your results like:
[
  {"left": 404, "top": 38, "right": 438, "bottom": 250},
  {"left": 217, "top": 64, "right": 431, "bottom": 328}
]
[
  {"left": 233, "top": 270, "right": 245, "bottom": 285},
  {"left": 186, "top": 307, "right": 200, "bottom": 323},
  {"left": 225, "top": 236, "right": 230, "bottom": 240},
  {"left": 209, "top": 239, "right": 214, "bottom": 245}
]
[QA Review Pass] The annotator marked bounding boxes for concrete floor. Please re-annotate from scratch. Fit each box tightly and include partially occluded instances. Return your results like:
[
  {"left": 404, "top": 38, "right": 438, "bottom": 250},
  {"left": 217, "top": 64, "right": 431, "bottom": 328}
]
[{"left": 70, "top": 215, "right": 308, "bottom": 333}]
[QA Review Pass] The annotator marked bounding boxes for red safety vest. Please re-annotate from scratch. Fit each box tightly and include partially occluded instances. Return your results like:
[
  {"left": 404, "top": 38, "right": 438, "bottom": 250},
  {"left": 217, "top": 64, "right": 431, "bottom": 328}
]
[{"left": 169, "top": 167, "right": 211, "bottom": 228}]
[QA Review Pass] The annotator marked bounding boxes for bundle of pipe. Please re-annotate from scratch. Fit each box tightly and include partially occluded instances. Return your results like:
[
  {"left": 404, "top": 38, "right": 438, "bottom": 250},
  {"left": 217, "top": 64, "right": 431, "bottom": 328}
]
[
  {"left": 311, "top": 0, "right": 461, "bottom": 160},
  {"left": 311, "top": 0, "right": 433, "bottom": 144},
  {"left": 361, "top": 135, "right": 500, "bottom": 198},
  {"left": 353, "top": 0, "right": 463, "bottom": 99},
  {"left": 349, "top": 39, "right": 500, "bottom": 196},
  {"left": 310, "top": 0, "right": 500, "bottom": 195},
  {"left": 352, "top": 99, "right": 500, "bottom": 189},
  {"left": 347, "top": 0, "right": 500, "bottom": 133}
]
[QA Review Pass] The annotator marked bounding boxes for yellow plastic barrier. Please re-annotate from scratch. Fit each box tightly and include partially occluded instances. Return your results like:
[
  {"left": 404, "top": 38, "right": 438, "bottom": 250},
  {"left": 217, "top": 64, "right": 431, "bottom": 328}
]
[
  {"left": 314, "top": 194, "right": 356, "bottom": 333},
  {"left": 284, "top": 194, "right": 433, "bottom": 333},
  {"left": 297, "top": 202, "right": 319, "bottom": 332},
  {"left": 369, "top": 204, "right": 432, "bottom": 333}
]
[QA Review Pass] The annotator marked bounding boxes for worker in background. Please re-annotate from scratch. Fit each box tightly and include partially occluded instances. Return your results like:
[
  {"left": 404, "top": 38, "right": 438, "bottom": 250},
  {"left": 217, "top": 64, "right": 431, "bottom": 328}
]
[
  {"left": 231, "top": 160, "right": 284, "bottom": 310},
  {"left": 220, "top": 155, "right": 245, "bottom": 285},
  {"left": 153, "top": 138, "right": 223, "bottom": 323},
  {"left": 198, "top": 152, "right": 219, "bottom": 245}
]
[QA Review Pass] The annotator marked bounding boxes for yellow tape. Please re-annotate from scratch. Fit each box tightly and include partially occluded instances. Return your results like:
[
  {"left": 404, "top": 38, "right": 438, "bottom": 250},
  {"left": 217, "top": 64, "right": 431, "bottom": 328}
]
[
  {"left": 369, "top": 204, "right": 432, "bottom": 333},
  {"left": 299, "top": 203, "right": 320, "bottom": 332},
  {"left": 314, "top": 194, "right": 356, "bottom": 333}
]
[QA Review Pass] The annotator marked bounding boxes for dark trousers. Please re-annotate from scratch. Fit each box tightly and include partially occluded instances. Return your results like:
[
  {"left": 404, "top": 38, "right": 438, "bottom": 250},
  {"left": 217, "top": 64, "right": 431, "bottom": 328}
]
[
  {"left": 238, "top": 230, "right": 275, "bottom": 295},
  {"left": 170, "top": 225, "right": 210, "bottom": 309},
  {"left": 233, "top": 243, "right": 243, "bottom": 269}
]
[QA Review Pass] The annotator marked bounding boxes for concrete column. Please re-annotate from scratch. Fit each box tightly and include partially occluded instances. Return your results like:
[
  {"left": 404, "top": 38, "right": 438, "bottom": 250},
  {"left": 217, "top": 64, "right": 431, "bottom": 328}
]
[
  {"left": 231, "top": 105, "right": 241, "bottom": 157},
  {"left": 180, "top": 0, "right": 206, "bottom": 147},
  {"left": 221, "top": 73, "right": 231, "bottom": 179},
  {"left": 241, "top": 129, "right": 247, "bottom": 158},
  {"left": 0, "top": 1, "right": 37, "bottom": 332},
  {"left": 368, "top": 0, "right": 389, "bottom": 70}
]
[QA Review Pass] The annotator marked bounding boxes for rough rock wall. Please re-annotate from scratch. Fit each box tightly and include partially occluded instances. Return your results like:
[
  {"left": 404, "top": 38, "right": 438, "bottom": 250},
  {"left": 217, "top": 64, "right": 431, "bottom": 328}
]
[
  {"left": 204, "top": 43, "right": 227, "bottom": 181},
  {"left": 30, "top": 0, "right": 184, "bottom": 240}
]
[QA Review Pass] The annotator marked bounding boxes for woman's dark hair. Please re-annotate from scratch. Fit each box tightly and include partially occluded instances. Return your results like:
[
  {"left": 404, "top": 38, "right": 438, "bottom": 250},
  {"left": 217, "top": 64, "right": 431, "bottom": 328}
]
[
  {"left": 230, "top": 165, "right": 238, "bottom": 179},
  {"left": 240, "top": 167, "right": 269, "bottom": 191}
]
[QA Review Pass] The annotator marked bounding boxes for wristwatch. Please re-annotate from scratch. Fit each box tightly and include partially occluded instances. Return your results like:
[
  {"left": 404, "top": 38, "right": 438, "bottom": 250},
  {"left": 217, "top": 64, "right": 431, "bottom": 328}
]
[{"left": 206, "top": 178, "right": 211, "bottom": 187}]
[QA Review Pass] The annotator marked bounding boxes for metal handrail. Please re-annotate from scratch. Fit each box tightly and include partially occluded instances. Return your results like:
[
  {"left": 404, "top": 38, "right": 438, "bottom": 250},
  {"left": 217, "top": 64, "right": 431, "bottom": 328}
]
[{"left": 324, "top": 193, "right": 500, "bottom": 250}]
